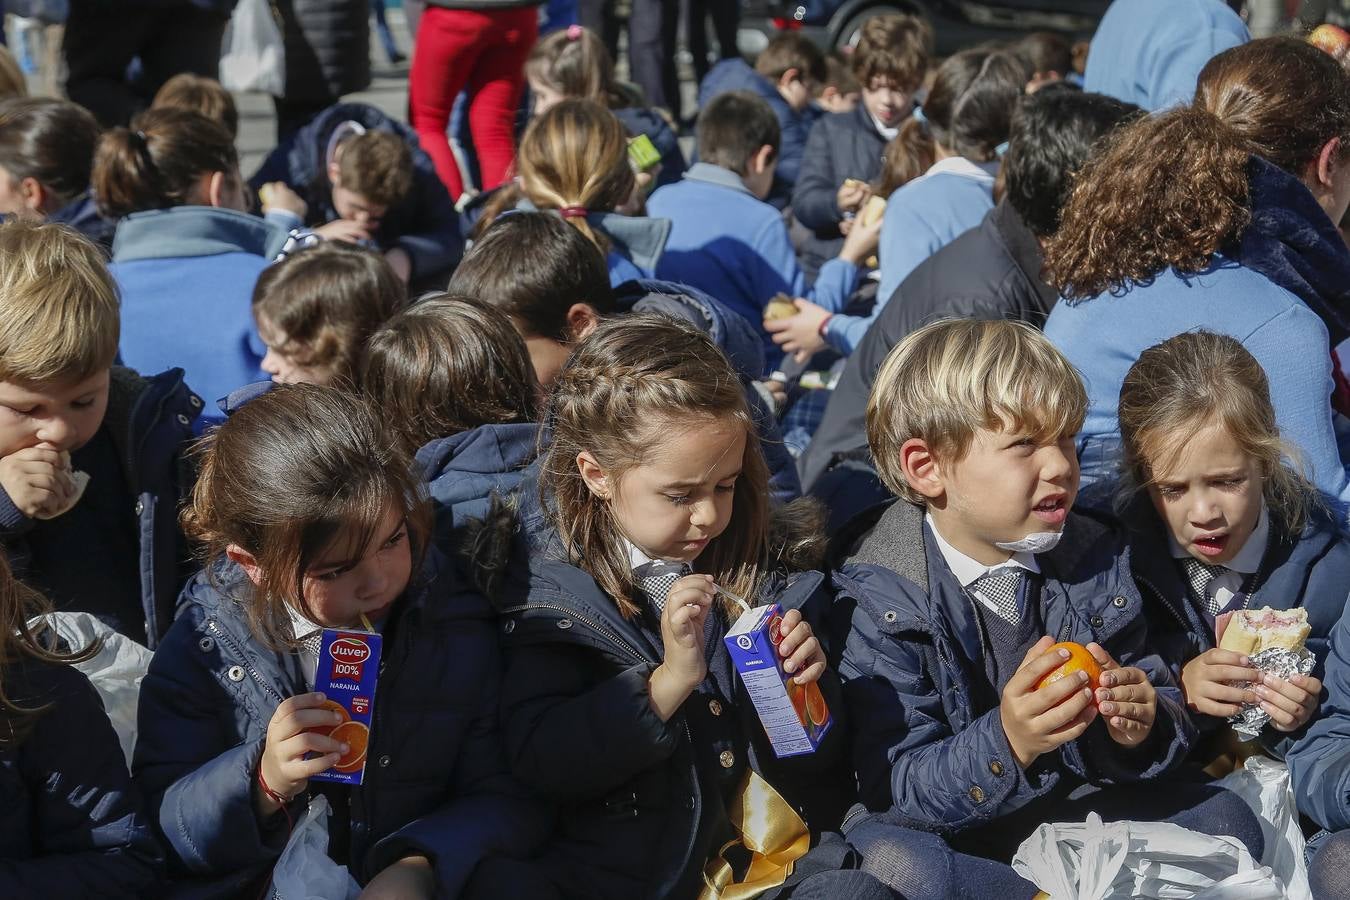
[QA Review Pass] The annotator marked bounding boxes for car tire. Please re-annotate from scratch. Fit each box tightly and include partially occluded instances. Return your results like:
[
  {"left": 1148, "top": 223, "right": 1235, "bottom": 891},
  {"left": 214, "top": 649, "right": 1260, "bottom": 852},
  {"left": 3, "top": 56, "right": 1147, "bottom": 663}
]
[{"left": 835, "top": 4, "right": 925, "bottom": 53}]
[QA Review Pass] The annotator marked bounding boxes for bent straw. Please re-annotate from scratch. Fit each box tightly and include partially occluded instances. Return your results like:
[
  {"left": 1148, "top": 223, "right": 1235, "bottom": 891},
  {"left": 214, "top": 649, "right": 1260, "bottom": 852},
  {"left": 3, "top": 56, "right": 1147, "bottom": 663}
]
[
  {"left": 713, "top": 583, "right": 752, "bottom": 615},
  {"left": 360, "top": 613, "right": 374, "bottom": 632}
]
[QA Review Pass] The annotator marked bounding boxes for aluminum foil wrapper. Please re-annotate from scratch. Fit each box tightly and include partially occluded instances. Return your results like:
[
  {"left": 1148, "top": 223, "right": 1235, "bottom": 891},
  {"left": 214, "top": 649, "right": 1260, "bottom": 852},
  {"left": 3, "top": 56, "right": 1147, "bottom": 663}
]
[{"left": 1229, "top": 646, "right": 1315, "bottom": 740}]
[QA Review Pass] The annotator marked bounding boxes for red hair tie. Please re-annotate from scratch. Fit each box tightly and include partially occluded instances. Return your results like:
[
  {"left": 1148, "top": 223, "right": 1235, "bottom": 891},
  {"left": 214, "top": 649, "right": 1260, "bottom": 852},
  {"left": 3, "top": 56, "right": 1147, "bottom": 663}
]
[
  {"left": 567, "top": 24, "right": 583, "bottom": 40},
  {"left": 559, "top": 206, "right": 588, "bottom": 219}
]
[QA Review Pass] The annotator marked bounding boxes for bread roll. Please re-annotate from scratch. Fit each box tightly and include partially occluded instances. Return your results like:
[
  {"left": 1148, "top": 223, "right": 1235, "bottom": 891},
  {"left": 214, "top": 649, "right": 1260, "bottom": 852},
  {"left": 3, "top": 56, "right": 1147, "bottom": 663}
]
[
  {"left": 763, "top": 294, "right": 798, "bottom": 321},
  {"left": 34, "top": 470, "right": 90, "bottom": 521},
  {"left": 1218, "top": 606, "right": 1310, "bottom": 656}
]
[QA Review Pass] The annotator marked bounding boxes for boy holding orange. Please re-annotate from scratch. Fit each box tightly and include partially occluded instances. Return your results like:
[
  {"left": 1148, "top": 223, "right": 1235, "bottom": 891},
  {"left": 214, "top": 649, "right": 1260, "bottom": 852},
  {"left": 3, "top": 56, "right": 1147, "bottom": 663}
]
[{"left": 829, "top": 320, "right": 1261, "bottom": 897}]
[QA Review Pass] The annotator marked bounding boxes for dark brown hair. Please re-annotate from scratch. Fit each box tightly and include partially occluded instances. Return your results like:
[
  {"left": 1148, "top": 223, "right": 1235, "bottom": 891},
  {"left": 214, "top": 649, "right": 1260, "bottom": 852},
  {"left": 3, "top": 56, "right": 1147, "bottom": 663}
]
[
  {"left": 822, "top": 53, "right": 860, "bottom": 97},
  {"left": 181, "top": 383, "right": 431, "bottom": 648},
  {"left": 251, "top": 242, "right": 406, "bottom": 387},
  {"left": 851, "top": 13, "right": 932, "bottom": 90},
  {"left": 696, "top": 90, "right": 780, "bottom": 175},
  {"left": 360, "top": 294, "right": 540, "bottom": 456},
  {"left": 450, "top": 211, "right": 616, "bottom": 340},
  {"left": 336, "top": 130, "right": 414, "bottom": 208},
  {"left": 1118, "top": 331, "right": 1316, "bottom": 535},
  {"left": 525, "top": 25, "right": 637, "bottom": 109},
  {"left": 754, "top": 31, "right": 827, "bottom": 84},
  {"left": 92, "top": 107, "right": 238, "bottom": 219},
  {"left": 889, "top": 47, "right": 1029, "bottom": 183},
  {"left": 1047, "top": 37, "right": 1350, "bottom": 300},
  {"left": 542, "top": 315, "right": 769, "bottom": 620},
  {"left": 151, "top": 73, "right": 239, "bottom": 139},
  {"left": 0, "top": 98, "right": 101, "bottom": 207},
  {"left": 0, "top": 554, "right": 99, "bottom": 749},
  {"left": 1016, "top": 32, "right": 1074, "bottom": 78}
]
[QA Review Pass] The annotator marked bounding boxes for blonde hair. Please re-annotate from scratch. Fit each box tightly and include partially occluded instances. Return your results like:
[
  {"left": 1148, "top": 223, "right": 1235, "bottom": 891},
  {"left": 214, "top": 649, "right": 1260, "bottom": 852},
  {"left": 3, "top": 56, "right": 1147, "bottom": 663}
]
[
  {"left": 0, "top": 221, "right": 119, "bottom": 386},
  {"left": 0, "top": 47, "right": 26, "bottom": 102},
  {"left": 516, "top": 98, "right": 635, "bottom": 251},
  {"left": 542, "top": 315, "right": 769, "bottom": 619},
  {"left": 1118, "top": 331, "right": 1316, "bottom": 535},
  {"left": 867, "top": 318, "right": 1087, "bottom": 504}
]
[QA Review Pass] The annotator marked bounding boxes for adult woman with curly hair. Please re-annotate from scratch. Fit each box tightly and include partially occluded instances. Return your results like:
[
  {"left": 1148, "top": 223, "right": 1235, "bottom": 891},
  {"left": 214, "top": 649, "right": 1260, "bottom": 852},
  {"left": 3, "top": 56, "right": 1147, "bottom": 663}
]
[{"left": 1043, "top": 37, "right": 1350, "bottom": 503}]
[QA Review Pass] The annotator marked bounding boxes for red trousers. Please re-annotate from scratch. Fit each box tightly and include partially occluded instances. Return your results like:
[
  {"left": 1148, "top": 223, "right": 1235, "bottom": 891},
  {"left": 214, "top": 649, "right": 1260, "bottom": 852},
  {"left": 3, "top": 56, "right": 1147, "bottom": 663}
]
[{"left": 409, "top": 6, "right": 537, "bottom": 201}]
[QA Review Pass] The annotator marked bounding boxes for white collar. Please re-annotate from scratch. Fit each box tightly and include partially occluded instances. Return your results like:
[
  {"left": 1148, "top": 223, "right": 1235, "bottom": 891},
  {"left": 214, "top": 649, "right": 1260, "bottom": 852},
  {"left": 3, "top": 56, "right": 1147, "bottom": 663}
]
[
  {"left": 287, "top": 602, "right": 323, "bottom": 641},
  {"left": 1168, "top": 505, "right": 1269, "bottom": 575},
  {"left": 869, "top": 110, "right": 899, "bottom": 141},
  {"left": 922, "top": 155, "right": 1000, "bottom": 183},
  {"left": 925, "top": 513, "right": 1040, "bottom": 587},
  {"left": 624, "top": 538, "right": 687, "bottom": 574}
]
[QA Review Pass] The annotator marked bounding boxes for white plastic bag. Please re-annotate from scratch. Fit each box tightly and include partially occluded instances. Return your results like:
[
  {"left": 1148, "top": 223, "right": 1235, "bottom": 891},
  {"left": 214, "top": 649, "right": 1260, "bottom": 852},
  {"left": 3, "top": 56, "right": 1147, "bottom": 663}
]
[
  {"left": 1011, "top": 812, "right": 1285, "bottom": 899},
  {"left": 29, "top": 611, "right": 151, "bottom": 764},
  {"left": 4, "top": 0, "right": 68, "bottom": 25},
  {"left": 1215, "top": 756, "right": 1311, "bottom": 900},
  {"left": 269, "top": 796, "right": 361, "bottom": 900},
  {"left": 219, "top": 0, "right": 285, "bottom": 96}
]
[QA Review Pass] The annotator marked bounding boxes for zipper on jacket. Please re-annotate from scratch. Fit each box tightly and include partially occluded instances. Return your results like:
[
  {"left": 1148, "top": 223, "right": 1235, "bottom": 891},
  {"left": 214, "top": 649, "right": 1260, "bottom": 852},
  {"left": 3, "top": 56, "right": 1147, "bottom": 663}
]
[
  {"left": 499, "top": 601, "right": 654, "bottom": 667},
  {"left": 206, "top": 618, "right": 285, "bottom": 704}
]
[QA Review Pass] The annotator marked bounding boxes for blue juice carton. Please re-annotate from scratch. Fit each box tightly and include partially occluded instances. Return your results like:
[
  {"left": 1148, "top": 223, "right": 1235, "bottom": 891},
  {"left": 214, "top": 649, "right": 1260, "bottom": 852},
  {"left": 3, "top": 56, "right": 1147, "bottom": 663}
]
[
  {"left": 308, "top": 628, "right": 381, "bottom": 785},
  {"left": 724, "top": 603, "right": 831, "bottom": 757}
]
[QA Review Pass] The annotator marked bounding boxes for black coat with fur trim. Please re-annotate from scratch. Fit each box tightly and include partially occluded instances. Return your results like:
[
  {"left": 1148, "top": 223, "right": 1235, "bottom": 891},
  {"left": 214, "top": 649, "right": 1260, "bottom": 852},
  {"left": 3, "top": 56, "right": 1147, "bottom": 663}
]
[{"left": 467, "top": 481, "right": 852, "bottom": 900}]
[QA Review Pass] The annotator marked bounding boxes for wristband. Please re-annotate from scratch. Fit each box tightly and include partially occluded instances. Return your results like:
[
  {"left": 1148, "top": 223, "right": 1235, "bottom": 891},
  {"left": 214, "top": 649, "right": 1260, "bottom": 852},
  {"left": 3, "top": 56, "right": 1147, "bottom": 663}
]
[
  {"left": 817, "top": 314, "right": 834, "bottom": 337},
  {"left": 257, "top": 766, "right": 297, "bottom": 832}
]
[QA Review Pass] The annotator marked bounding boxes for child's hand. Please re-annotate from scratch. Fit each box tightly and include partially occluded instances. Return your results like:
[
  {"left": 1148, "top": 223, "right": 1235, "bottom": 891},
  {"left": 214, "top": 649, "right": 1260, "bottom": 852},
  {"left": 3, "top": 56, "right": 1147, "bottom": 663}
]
[
  {"left": 315, "top": 218, "right": 372, "bottom": 243},
  {"left": 1087, "top": 642, "right": 1156, "bottom": 747},
  {"left": 1256, "top": 671, "right": 1321, "bottom": 732},
  {"left": 0, "top": 446, "right": 77, "bottom": 518},
  {"left": 775, "top": 608, "right": 826, "bottom": 684},
  {"left": 649, "top": 575, "right": 715, "bottom": 721},
  {"left": 1000, "top": 636, "right": 1098, "bottom": 769},
  {"left": 838, "top": 214, "right": 883, "bottom": 266},
  {"left": 836, "top": 179, "right": 870, "bottom": 214},
  {"left": 256, "top": 693, "right": 347, "bottom": 818},
  {"left": 259, "top": 181, "right": 306, "bottom": 218},
  {"left": 764, "top": 298, "right": 830, "bottom": 363},
  {"left": 1180, "top": 648, "right": 1259, "bottom": 718},
  {"left": 359, "top": 855, "right": 434, "bottom": 900}
]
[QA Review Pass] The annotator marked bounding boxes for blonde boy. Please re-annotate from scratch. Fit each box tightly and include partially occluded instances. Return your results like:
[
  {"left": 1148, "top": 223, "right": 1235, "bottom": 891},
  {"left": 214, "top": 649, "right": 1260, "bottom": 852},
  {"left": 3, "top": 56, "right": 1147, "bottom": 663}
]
[
  {"left": 832, "top": 319, "right": 1260, "bottom": 895},
  {"left": 0, "top": 222, "right": 200, "bottom": 646}
]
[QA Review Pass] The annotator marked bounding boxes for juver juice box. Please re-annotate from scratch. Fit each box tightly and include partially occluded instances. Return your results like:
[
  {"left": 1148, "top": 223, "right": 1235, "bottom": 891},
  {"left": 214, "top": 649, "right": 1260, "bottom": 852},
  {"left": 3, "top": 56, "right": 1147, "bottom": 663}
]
[
  {"left": 724, "top": 603, "right": 831, "bottom": 758},
  {"left": 308, "top": 628, "right": 381, "bottom": 784}
]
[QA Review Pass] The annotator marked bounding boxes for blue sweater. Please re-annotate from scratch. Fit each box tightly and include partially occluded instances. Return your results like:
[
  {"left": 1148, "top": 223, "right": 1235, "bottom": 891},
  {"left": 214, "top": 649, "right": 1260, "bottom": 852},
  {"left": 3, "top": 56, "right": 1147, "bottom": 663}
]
[
  {"left": 648, "top": 162, "right": 860, "bottom": 368},
  {"left": 866, "top": 157, "right": 999, "bottom": 347},
  {"left": 110, "top": 207, "right": 288, "bottom": 427},
  {"left": 1084, "top": 0, "right": 1248, "bottom": 111}
]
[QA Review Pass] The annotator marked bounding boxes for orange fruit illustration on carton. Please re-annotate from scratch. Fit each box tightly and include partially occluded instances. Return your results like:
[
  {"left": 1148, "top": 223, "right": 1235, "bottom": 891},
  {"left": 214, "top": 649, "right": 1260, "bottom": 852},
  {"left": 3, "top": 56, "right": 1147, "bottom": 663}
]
[
  {"left": 330, "top": 721, "right": 370, "bottom": 773},
  {"left": 804, "top": 681, "right": 828, "bottom": 727}
]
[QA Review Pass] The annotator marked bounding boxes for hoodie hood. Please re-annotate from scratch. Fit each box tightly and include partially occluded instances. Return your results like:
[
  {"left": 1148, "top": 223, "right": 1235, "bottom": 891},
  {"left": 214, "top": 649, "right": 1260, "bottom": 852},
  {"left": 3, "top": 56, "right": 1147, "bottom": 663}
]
[{"left": 613, "top": 278, "right": 767, "bottom": 380}]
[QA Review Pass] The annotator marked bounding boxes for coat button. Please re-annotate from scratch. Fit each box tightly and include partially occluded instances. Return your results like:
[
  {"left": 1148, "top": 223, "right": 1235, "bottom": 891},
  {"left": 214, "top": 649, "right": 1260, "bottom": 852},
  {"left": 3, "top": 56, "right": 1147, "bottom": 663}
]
[
  {"left": 379, "top": 755, "right": 391, "bottom": 768},
  {"left": 1090, "top": 616, "right": 1104, "bottom": 628},
  {"left": 134, "top": 499, "right": 145, "bottom": 516},
  {"left": 1112, "top": 596, "right": 1127, "bottom": 609},
  {"left": 719, "top": 750, "right": 735, "bottom": 769},
  {"left": 189, "top": 394, "right": 202, "bottom": 408},
  {"left": 197, "top": 637, "right": 215, "bottom": 653},
  {"left": 883, "top": 611, "right": 898, "bottom": 623},
  {"left": 176, "top": 413, "right": 191, "bottom": 426},
  {"left": 989, "top": 760, "right": 1005, "bottom": 777},
  {"left": 502, "top": 619, "right": 515, "bottom": 634},
  {"left": 226, "top": 665, "right": 246, "bottom": 682},
  {"left": 709, "top": 699, "right": 723, "bottom": 716},
  {"left": 557, "top": 619, "right": 572, "bottom": 630},
  {"left": 968, "top": 785, "right": 986, "bottom": 804},
  {"left": 685, "top": 796, "right": 696, "bottom": 810}
]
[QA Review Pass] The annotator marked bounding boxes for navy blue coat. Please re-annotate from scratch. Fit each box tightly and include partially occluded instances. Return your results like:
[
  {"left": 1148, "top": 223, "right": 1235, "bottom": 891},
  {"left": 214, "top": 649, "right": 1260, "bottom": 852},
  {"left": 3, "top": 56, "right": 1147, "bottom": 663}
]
[
  {"left": 416, "top": 421, "right": 539, "bottom": 531},
  {"left": 477, "top": 494, "right": 853, "bottom": 900},
  {"left": 791, "top": 102, "right": 893, "bottom": 274},
  {"left": 133, "top": 551, "right": 546, "bottom": 898},
  {"left": 615, "top": 277, "right": 802, "bottom": 503},
  {"left": 697, "top": 59, "right": 822, "bottom": 210},
  {"left": 831, "top": 501, "right": 1191, "bottom": 832},
  {"left": 0, "top": 366, "right": 201, "bottom": 649},
  {"left": 248, "top": 102, "right": 463, "bottom": 284},
  {"left": 0, "top": 658, "right": 161, "bottom": 896},
  {"left": 1095, "top": 483, "right": 1350, "bottom": 757}
]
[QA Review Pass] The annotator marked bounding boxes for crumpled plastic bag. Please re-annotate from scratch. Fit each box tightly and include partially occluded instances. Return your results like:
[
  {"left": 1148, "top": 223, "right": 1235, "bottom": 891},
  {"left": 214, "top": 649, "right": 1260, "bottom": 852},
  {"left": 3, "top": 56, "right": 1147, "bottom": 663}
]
[
  {"left": 1215, "top": 756, "right": 1311, "bottom": 900},
  {"left": 1011, "top": 812, "right": 1284, "bottom": 899},
  {"left": 269, "top": 796, "right": 361, "bottom": 900},
  {"left": 219, "top": 0, "right": 286, "bottom": 96},
  {"left": 29, "top": 611, "right": 151, "bottom": 765}
]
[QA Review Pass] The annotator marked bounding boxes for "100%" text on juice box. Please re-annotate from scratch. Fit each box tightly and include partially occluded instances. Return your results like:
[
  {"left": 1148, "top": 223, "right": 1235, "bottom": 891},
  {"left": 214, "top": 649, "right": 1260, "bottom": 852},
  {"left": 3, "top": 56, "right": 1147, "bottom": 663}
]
[{"left": 308, "top": 628, "right": 381, "bottom": 784}]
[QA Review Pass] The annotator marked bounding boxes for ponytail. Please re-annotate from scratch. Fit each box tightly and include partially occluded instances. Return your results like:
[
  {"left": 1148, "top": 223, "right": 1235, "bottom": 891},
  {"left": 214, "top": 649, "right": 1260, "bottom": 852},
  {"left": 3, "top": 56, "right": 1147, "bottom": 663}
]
[
  {"left": 92, "top": 107, "right": 237, "bottom": 219},
  {"left": 875, "top": 116, "right": 935, "bottom": 197}
]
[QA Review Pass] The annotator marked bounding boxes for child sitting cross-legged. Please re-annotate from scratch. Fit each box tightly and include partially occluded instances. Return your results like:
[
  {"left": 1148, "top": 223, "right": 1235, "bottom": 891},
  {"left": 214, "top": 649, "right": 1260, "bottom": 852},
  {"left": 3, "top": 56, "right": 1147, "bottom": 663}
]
[{"left": 831, "top": 319, "right": 1263, "bottom": 898}]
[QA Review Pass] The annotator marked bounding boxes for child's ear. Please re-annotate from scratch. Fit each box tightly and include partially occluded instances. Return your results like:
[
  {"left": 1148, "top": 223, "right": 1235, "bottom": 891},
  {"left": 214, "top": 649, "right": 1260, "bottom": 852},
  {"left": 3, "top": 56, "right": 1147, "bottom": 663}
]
[
  {"left": 327, "top": 159, "right": 342, "bottom": 186},
  {"left": 777, "top": 67, "right": 802, "bottom": 93},
  {"left": 1315, "top": 136, "right": 1343, "bottom": 190},
  {"left": 566, "top": 303, "right": 601, "bottom": 341},
  {"left": 17, "top": 176, "right": 46, "bottom": 213},
  {"left": 576, "top": 451, "right": 611, "bottom": 499},
  {"left": 751, "top": 145, "right": 776, "bottom": 177},
  {"left": 225, "top": 544, "right": 265, "bottom": 588},
  {"left": 899, "top": 438, "right": 945, "bottom": 500}
]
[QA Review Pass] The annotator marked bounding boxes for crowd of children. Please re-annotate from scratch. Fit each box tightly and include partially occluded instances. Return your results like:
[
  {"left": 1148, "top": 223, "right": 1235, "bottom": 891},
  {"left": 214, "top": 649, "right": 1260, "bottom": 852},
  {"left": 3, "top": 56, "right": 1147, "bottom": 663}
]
[{"left": 11, "top": 1, "right": 1350, "bottom": 897}]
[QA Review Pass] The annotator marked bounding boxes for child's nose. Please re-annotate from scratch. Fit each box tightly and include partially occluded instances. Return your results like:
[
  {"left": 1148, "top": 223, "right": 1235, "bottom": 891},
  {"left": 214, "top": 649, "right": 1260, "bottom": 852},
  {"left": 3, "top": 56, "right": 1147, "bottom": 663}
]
[
  {"left": 688, "top": 498, "right": 717, "bottom": 528},
  {"left": 36, "top": 416, "right": 76, "bottom": 450}
]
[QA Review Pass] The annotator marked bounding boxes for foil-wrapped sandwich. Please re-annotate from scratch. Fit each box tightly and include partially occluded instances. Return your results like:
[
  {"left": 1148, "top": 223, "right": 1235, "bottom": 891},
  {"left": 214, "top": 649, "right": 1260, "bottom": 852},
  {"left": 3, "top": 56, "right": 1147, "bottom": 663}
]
[{"left": 1218, "top": 607, "right": 1314, "bottom": 739}]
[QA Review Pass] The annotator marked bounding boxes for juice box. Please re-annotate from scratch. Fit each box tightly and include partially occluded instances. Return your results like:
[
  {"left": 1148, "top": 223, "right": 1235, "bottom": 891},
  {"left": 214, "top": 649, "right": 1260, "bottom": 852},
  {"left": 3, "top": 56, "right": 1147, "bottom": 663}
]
[
  {"left": 724, "top": 603, "right": 831, "bottom": 758},
  {"left": 308, "top": 628, "right": 380, "bottom": 784}
]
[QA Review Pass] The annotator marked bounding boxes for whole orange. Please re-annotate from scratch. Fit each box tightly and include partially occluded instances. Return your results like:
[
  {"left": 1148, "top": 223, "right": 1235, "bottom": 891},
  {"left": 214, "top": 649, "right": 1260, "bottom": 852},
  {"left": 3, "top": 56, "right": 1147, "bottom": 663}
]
[{"left": 1035, "top": 642, "right": 1102, "bottom": 692}]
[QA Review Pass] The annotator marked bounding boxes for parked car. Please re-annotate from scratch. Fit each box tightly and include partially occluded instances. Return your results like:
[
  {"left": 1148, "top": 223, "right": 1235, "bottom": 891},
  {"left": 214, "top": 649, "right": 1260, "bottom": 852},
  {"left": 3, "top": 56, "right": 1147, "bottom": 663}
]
[{"left": 736, "top": 0, "right": 1110, "bottom": 58}]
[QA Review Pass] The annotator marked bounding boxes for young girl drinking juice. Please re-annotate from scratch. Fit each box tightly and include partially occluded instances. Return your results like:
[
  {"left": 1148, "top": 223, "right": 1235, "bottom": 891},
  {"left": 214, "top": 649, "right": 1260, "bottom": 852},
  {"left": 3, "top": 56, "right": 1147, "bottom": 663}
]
[
  {"left": 0, "top": 554, "right": 160, "bottom": 896},
  {"left": 132, "top": 384, "right": 542, "bottom": 897},
  {"left": 1112, "top": 332, "right": 1335, "bottom": 743},
  {"left": 469, "top": 315, "right": 888, "bottom": 900}
]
